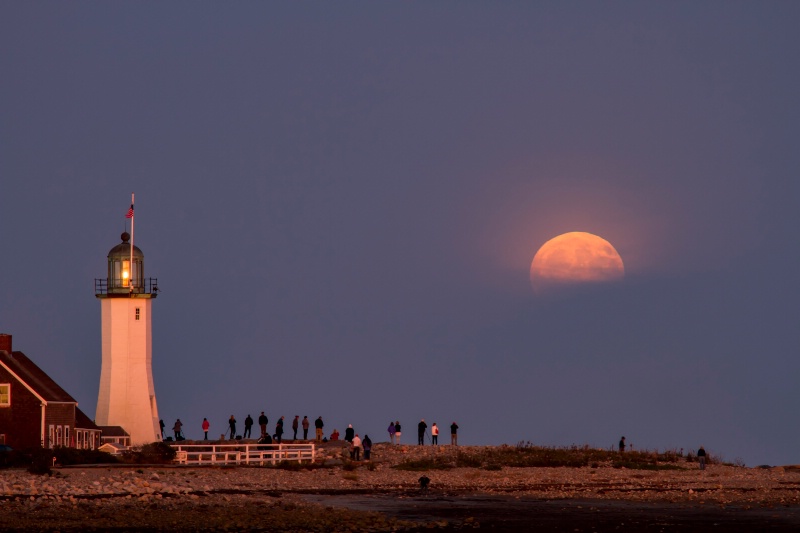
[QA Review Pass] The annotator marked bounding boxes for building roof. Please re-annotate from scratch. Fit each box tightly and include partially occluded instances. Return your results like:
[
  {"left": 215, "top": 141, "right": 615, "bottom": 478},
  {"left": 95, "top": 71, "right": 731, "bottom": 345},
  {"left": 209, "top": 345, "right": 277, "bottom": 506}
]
[
  {"left": 98, "top": 442, "right": 127, "bottom": 454},
  {"left": 0, "top": 350, "right": 76, "bottom": 403},
  {"left": 98, "top": 426, "right": 130, "bottom": 437},
  {"left": 75, "top": 407, "right": 100, "bottom": 431},
  {"left": 108, "top": 232, "right": 144, "bottom": 259}
]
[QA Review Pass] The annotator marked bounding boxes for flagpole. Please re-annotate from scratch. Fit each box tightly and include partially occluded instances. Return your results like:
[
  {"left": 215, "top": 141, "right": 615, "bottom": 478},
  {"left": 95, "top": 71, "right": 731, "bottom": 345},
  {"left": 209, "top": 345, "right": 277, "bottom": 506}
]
[{"left": 130, "top": 193, "right": 135, "bottom": 292}]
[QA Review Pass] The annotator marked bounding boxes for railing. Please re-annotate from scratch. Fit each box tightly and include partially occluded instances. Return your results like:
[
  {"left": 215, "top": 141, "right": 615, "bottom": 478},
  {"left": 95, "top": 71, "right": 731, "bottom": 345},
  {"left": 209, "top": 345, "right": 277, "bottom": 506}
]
[
  {"left": 95, "top": 278, "right": 159, "bottom": 296},
  {"left": 169, "top": 442, "right": 315, "bottom": 466}
]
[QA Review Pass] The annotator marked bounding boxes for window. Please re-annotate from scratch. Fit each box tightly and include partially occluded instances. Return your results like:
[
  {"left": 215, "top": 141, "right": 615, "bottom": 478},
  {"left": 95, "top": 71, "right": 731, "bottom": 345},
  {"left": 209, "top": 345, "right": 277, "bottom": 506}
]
[
  {"left": 135, "top": 308, "right": 140, "bottom": 320},
  {"left": 0, "top": 384, "right": 9, "bottom": 407},
  {"left": 56, "top": 426, "right": 63, "bottom": 447},
  {"left": 48, "top": 425, "right": 55, "bottom": 448},
  {"left": 64, "top": 426, "right": 71, "bottom": 447}
]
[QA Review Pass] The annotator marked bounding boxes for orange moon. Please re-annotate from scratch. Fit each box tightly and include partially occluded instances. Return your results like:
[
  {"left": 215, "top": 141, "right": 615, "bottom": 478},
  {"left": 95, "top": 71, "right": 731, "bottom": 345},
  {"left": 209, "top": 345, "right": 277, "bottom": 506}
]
[{"left": 530, "top": 232, "right": 624, "bottom": 292}]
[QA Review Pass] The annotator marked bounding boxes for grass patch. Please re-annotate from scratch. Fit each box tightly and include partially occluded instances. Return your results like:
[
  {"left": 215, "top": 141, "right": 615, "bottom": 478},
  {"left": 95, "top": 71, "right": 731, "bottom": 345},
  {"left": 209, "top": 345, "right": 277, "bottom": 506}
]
[
  {"left": 393, "top": 458, "right": 453, "bottom": 471},
  {"left": 613, "top": 461, "right": 686, "bottom": 471},
  {"left": 272, "top": 461, "right": 324, "bottom": 471},
  {"left": 454, "top": 452, "right": 483, "bottom": 468},
  {"left": 425, "top": 443, "right": 695, "bottom": 470}
]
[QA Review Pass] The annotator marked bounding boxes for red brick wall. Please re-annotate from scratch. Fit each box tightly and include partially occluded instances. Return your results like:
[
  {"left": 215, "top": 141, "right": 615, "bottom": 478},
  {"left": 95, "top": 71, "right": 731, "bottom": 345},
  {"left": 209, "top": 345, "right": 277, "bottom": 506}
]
[{"left": 0, "top": 367, "right": 45, "bottom": 449}]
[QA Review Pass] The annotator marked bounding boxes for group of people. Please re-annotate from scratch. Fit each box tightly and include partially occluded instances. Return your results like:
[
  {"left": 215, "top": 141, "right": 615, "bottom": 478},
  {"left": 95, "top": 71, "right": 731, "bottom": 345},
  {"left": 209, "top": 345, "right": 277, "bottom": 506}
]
[
  {"left": 160, "top": 416, "right": 461, "bottom": 448},
  {"left": 327, "top": 424, "right": 373, "bottom": 460},
  {"left": 386, "top": 420, "right": 459, "bottom": 446},
  {"left": 224, "top": 414, "right": 320, "bottom": 443},
  {"left": 160, "top": 414, "right": 327, "bottom": 443}
]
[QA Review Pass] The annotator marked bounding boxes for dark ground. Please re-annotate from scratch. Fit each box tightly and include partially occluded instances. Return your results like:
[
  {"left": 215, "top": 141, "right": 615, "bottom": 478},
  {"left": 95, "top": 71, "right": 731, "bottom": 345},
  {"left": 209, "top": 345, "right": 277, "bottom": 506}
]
[{"left": 305, "top": 492, "right": 800, "bottom": 532}]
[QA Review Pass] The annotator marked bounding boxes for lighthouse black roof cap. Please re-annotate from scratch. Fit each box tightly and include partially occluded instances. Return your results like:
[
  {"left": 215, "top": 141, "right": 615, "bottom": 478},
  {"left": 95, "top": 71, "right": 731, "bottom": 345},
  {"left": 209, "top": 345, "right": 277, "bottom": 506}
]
[{"left": 107, "top": 232, "right": 143, "bottom": 259}]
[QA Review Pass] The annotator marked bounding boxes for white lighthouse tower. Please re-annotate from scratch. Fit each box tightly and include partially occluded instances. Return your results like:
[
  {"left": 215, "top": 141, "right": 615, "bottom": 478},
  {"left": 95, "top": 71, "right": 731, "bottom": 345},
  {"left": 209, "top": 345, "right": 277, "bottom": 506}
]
[{"left": 94, "top": 229, "right": 161, "bottom": 445}]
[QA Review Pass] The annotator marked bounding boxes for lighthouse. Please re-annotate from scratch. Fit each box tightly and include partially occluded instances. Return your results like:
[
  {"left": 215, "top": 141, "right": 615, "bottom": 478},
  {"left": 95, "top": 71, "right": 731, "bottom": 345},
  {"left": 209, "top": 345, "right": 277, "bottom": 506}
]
[{"left": 94, "top": 229, "right": 161, "bottom": 445}]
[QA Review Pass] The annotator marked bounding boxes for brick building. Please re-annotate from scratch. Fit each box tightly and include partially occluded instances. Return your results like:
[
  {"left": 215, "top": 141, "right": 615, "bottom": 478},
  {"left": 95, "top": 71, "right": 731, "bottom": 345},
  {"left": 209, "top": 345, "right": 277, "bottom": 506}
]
[{"left": 0, "top": 334, "right": 101, "bottom": 449}]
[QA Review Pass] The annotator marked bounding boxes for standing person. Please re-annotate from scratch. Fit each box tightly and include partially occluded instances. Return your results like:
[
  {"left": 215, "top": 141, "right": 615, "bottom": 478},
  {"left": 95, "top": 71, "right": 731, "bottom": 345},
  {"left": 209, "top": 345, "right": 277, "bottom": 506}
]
[
  {"left": 292, "top": 416, "right": 300, "bottom": 440},
  {"left": 450, "top": 422, "right": 459, "bottom": 446},
  {"left": 228, "top": 415, "right": 237, "bottom": 440},
  {"left": 619, "top": 436, "right": 626, "bottom": 453},
  {"left": 697, "top": 446, "right": 707, "bottom": 470},
  {"left": 363, "top": 434, "right": 373, "bottom": 460},
  {"left": 315, "top": 416, "right": 324, "bottom": 441},
  {"left": 159, "top": 419, "right": 165, "bottom": 439},
  {"left": 431, "top": 423, "right": 439, "bottom": 445},
  {"left": 417, "top": 419, "right": 427, "bottom": 445},
  {"left": 345, "top": 424, "right": 355, "bottom": 443},
  {"left": 302, "top": 416, "right": 310, "bottom": 440},
  {"left": 258, "top": 412, "right": 268, "bottom": 438},
  {"left": 173, "top": 419, "right": 183, "bottom": 440},
  {"left": 244, "top": 414, "right": 253, "bottom": 438},
  {"left": 351, "top": 434, "right": 362, "bottom": 461},
  {"left": 394, "top": 421, "right": 402, "bottom": 444},
  {"left": 202, "top": 418, "right": 210, "bottom": 440},
  {"left": 388, "top": 421, "right": 396, "bottom": 444},
  {"left": 275, "top": 416, "right": 284, "bottom": 443}
]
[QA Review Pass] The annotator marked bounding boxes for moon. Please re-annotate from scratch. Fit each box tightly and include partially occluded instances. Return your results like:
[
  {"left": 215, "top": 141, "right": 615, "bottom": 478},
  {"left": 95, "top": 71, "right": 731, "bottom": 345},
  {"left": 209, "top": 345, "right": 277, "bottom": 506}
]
[{"left": 530, "top": 232, "right": 625, "bottom": 292}]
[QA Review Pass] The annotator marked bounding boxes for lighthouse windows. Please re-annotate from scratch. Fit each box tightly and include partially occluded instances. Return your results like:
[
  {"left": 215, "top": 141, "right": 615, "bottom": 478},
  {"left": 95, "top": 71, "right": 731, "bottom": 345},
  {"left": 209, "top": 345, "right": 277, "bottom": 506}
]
[
  {"left": 135, "top": 308, "right": 140, "bottom": 320},
  {"left": 0, "top": 384, "right": 9, "bottom": 406},
  {"left": 122, "top": 260, "right": 130, "bottom": 287}
]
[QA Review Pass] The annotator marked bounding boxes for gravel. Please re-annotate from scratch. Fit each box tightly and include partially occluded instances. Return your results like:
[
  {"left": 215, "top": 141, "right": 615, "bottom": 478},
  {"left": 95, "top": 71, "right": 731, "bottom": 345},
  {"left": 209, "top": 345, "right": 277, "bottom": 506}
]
[{"left": 1, "top": 443, "right": 798, "bottom": 531}]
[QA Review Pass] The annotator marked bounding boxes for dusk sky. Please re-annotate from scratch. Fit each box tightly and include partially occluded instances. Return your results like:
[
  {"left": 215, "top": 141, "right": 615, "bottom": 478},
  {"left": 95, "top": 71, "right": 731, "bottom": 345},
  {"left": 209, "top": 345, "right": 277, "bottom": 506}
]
[{"left": 2, "top": 3, "right": 798, "bottom": 466}]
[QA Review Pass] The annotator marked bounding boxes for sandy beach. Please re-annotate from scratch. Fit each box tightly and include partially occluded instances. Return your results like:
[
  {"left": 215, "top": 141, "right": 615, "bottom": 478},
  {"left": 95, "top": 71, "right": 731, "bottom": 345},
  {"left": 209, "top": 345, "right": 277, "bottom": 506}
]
[{"left": 1, "top": 443, "right": 799, "bottom": 531}]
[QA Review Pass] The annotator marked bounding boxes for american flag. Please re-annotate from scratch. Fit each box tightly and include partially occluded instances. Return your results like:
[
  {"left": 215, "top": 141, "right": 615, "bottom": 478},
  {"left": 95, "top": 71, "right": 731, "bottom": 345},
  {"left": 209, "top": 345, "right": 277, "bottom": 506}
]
[{"left": 125, "top": 204, "right": 134, "bottom": 218}]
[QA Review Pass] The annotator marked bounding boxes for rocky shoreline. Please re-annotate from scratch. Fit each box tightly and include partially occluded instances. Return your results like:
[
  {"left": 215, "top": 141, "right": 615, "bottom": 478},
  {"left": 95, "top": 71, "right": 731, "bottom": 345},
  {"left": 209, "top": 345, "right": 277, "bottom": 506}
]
[{"left": 1, "top": 444, "right": 799, "bottom": 531}]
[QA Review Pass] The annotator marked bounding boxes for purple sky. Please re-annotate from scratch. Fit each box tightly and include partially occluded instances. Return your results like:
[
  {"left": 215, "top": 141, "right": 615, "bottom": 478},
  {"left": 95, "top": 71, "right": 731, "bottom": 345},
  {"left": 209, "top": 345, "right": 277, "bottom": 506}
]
[{"left": 2, "top": 3, "right": 799, "bottom": 465}]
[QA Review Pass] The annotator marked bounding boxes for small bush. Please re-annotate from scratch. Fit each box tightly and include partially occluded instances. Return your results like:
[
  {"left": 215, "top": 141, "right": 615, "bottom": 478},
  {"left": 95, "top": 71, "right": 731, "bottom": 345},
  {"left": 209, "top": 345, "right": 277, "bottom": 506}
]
[
  {"left": 53, "top": 446, "right": 118, "bottom": 466},
  {"left": 28, "top": 448, "right": 54, "bottom": 475},
  {"left": 121, "top": 442, "right": 176, "bottom": 464},
  {"left": 342, "top": 461, "right": 358, "bottom": 471},
  {"left": 273, "top": 461, "right": 324, "bottom": 471}
]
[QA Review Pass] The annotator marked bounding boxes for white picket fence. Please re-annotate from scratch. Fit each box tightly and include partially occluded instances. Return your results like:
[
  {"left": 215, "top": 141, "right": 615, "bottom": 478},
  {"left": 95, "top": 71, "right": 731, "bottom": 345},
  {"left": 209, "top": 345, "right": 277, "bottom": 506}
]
[{"left": 169, "top": 442, "right": 315, "bottom": 466}]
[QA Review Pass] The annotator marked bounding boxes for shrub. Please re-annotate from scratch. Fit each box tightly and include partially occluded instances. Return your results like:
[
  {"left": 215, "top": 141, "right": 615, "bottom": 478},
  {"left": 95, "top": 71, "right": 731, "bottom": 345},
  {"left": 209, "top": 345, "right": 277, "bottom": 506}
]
[
  {"left": 53, "top": 446, "right": 118, "bottom": 466},
  {"left": 273, "top": 461, "right": 324, "bottom": 471},
  {"left": 121, "top": 442, "right": 176, "bottom": 464},
  {"left": 28, "top": 448, "right": 54, "bottom": 475}
]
